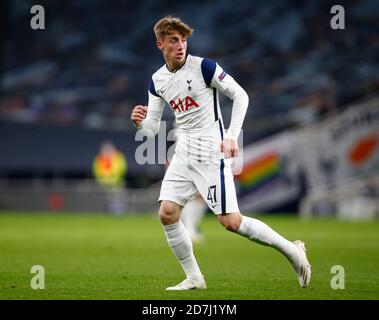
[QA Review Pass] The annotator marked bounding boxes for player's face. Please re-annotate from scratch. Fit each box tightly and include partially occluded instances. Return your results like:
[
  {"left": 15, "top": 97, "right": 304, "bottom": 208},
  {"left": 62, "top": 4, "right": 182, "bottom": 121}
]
[{"left": 157, "top": 32, "right": 187, "bottom": 67}]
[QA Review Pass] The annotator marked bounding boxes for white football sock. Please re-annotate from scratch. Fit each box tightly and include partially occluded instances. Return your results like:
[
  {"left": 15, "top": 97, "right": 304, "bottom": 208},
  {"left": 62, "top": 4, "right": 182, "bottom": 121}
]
[
  {"left": 163, "top": 220, "right": 203, "bottom": 281},
  {"left": 238, "top": 216, "right": 299, "bottom": 265},
  {"left": 181, "top": 199, "right": 207, "bottom": 237}
]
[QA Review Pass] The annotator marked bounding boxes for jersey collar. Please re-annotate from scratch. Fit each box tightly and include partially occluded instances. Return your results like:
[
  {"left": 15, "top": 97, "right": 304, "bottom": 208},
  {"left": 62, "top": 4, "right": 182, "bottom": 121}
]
[{"left": 166, "top": 54, "right": 188, "bottom": 73}]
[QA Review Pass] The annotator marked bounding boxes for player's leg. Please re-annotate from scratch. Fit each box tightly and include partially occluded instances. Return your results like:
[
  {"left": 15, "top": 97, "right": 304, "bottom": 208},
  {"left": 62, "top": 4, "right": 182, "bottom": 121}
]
[
  {"left": 217, "top": 212, "right": 298, "bottom": 261},
  {"left": 158, "top": 157, "right": 206, "bottom": 290},
  {"left": 216, "top": 212, "right": 310, "bottom": 287},
  {"left": 159, "top": 200, "right": 206, "bottom": 290},
  {"left": 159, "top": 200, "right": 201, "bottom": 278},
  {"left": 193, "top": 160, "right": 311, "bottom": 287},
  {"left": 180, "top": 193, "right": 207, "bottom": 242}
]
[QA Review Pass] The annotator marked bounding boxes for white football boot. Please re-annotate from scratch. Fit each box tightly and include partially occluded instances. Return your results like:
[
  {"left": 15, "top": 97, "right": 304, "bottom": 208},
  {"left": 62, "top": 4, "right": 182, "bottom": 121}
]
[
  {"left": 293, "top": 240, "right": 312, "bottom": 288},
  {"left": 166, "top": 277, "right": 207, "bottom": 291}
]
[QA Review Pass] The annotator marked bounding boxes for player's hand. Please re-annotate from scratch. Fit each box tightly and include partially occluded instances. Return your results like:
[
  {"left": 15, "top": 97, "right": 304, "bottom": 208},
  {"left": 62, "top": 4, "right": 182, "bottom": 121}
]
[
  {"left": 131, "top": 105, "right": 147, "bottom": 127},
  {"left": 220, "top": 138, "right": 239, "bottom": 158}
]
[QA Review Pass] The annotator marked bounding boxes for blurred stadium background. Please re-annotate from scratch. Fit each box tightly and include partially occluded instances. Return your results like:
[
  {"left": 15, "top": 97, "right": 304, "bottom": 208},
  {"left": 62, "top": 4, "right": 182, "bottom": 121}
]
[
  {"left": 0, "top": 0, "right": 379, "bottom": 300},
  {"left": 1, "top": 0, "right": 378, "bottom": 217}
]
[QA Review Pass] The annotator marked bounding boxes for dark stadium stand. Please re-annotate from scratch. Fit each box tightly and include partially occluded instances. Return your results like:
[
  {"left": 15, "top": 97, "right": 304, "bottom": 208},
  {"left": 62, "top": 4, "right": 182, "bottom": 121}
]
[{"left": 1, "top": 0, "right": 378, "bottom": 185}]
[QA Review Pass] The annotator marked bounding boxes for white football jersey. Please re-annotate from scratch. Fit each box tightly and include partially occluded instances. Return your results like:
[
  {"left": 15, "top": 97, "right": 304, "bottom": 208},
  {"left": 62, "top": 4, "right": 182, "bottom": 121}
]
[{"left": 140, "top": 54, "right": 247, "bottom": 163}]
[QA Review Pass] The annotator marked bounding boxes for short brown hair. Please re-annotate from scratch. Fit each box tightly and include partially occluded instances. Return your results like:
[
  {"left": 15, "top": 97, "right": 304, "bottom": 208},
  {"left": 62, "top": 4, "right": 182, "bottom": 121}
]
[{"left": 154, "top": 16, "right": 193, "bottom": 40}]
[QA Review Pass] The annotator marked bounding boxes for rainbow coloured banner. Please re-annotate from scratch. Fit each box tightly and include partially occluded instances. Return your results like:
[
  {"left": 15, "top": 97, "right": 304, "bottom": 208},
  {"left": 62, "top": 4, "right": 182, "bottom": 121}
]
[
  {"left": 236, "top": 151, "right": 281, "bottom": 191},
  {"left": 235, "top": 131, "right": 301, "bottom": 212}
]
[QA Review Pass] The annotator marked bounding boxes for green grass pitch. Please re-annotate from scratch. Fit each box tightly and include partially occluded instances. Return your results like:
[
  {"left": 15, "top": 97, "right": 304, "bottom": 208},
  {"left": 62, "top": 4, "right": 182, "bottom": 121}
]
[{"left": 0, "top": 212, "right": 378, "bottom": 300}]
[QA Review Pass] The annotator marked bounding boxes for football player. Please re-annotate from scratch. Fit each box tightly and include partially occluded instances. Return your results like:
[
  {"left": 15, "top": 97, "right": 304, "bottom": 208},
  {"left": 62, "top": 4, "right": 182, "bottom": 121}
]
[{"left": 131, "top": 16, "right": 311, "bottom": 290}]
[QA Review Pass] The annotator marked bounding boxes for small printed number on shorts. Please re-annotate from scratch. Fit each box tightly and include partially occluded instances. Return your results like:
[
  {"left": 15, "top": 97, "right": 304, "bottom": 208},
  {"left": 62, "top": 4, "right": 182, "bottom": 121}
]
[{"left": 207, "top": 185, "right": 217, "bottom": 204}]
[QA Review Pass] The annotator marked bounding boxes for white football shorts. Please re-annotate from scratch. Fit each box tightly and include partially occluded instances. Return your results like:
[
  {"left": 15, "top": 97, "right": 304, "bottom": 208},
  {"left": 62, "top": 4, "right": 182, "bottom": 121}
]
[{"left": 158, "top": 154, "right": 240, "bottom": 214}]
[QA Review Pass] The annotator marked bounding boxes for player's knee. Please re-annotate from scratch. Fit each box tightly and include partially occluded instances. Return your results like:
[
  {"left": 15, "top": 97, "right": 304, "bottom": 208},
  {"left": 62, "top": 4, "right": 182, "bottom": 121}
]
[
  {"left": 158, "top": 201, "right": 180, "bottom": 225},
  {"left": 222, "top": 220, "right": 239, "bottom": 233},
  {"left": 158, "top": 209, "right": 175, "bottom": 225},
  {"left": 219, "top": 213, "right": 242, "bottom": 233}
]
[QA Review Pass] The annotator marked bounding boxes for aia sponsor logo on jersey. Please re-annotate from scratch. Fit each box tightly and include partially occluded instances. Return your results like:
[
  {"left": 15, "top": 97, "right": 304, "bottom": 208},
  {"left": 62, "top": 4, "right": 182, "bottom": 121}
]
[{"left": 169, "top": 96, "right": 199, "bottom": 112}]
